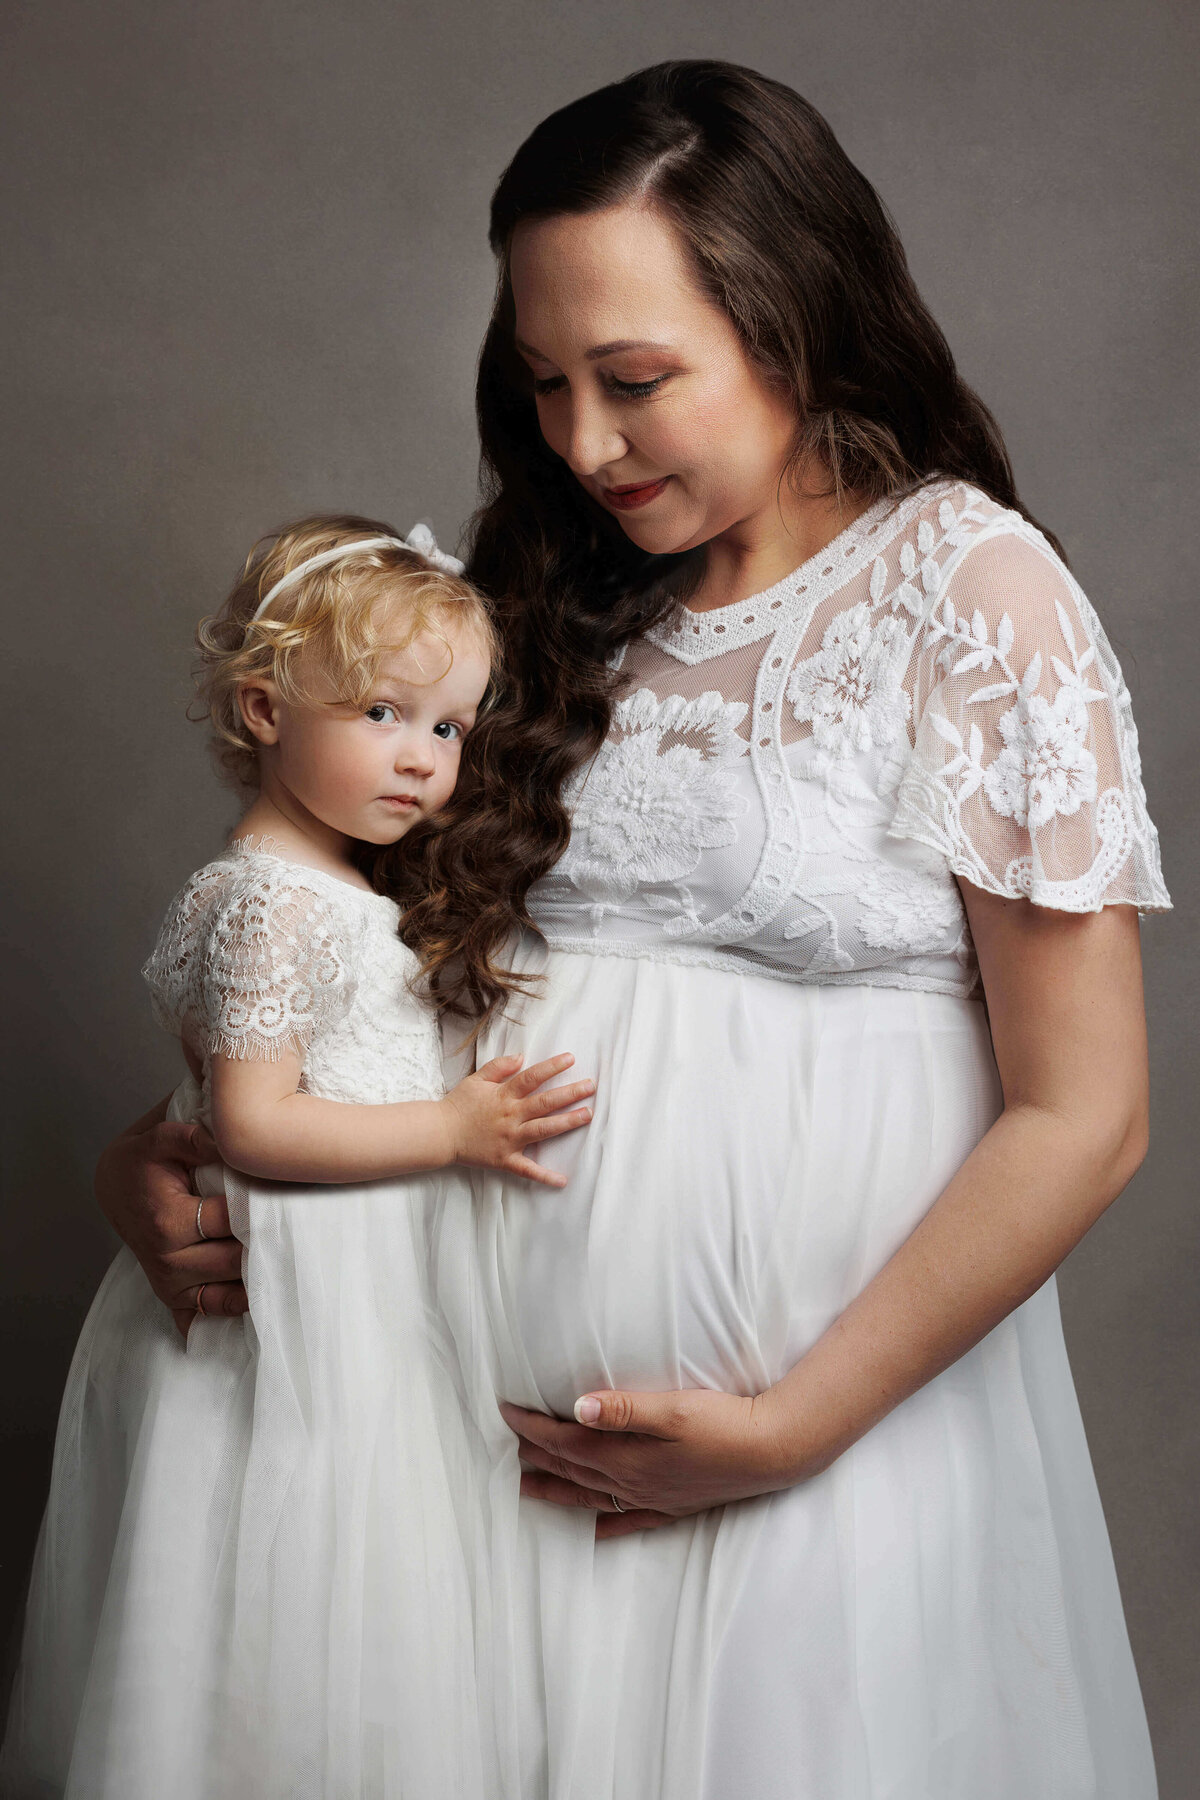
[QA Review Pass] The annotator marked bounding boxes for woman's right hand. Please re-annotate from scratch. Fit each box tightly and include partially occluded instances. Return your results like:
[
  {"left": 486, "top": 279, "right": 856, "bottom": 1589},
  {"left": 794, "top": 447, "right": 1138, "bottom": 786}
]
[
  {"left": 442, "top": 1053, "right": 595, "bottom": 1188},
  {"left": 95, "top": 1096, "right": 248, "bottom": 1339}
]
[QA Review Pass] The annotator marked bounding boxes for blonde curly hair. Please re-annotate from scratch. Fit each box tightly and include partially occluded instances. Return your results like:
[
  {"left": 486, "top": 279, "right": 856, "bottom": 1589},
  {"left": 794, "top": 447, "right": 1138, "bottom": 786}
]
[{"left": 193, "top": 513, "right": 498, "bottom": 788}]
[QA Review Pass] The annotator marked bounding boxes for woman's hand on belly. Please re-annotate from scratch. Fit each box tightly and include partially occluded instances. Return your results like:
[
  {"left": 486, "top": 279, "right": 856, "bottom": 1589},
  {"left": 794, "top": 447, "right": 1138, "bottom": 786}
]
[{"left": 499, "top": 1385, "right": 800, "bottom": 1539}]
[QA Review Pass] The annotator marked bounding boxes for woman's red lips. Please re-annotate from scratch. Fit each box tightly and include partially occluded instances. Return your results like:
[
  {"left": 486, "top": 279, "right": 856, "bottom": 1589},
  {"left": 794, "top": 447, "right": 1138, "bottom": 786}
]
[{"left": 602, "top": 477, "right": 671, "bottom": 511}]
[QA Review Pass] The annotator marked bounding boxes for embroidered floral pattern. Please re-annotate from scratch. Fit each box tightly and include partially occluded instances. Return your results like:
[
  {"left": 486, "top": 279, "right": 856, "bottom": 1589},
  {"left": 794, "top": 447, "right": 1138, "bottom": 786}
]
[
  {"left": 558, "top": 689, "right": 749, "bottom": 901},
  {"left": 530, "top": 484, "right": 1170, "bottom": 998},
  {"left": 786, "top": 603, "right": 912, "bottom": 755},
  {"left": 920, "top": 590, "right": 1105, "bottom": 831},
  {"left": 983, "top": 690, "right": 1097, "bottom": 829},
  {"left": 856, "top": 866, "right": 966, "bottom": 955}
]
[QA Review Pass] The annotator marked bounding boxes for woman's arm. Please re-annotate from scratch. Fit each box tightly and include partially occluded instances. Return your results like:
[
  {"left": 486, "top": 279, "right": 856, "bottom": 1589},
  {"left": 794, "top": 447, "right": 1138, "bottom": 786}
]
[
  {"left": 210, "top": 1048, "right": 595, "bottom": 1189},
  {"left": 505, "top": 891, "right": 1150, "bottom": 1535}
]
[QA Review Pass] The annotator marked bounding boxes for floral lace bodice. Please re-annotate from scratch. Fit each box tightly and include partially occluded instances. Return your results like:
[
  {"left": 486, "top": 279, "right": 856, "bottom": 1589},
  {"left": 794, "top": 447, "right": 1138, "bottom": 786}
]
[
  {"left": 142, "top": 843, "right": 444, "bottom": 1105},
  {"left": 527, "top": 480, "right": 1171, "bottom": 997}
]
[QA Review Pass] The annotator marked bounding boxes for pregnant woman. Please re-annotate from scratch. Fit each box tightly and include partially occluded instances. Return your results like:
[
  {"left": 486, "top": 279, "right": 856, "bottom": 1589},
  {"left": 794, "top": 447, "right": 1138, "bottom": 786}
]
[{"left": 96, "top": 62, "right": 1170, "bottom": 1799}]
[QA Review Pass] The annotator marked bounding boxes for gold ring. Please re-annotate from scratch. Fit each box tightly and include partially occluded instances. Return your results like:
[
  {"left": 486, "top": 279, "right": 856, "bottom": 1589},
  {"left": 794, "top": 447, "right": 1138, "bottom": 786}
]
[{"left": 195, "top": 1284, "right": 207, "bottom": 1316}]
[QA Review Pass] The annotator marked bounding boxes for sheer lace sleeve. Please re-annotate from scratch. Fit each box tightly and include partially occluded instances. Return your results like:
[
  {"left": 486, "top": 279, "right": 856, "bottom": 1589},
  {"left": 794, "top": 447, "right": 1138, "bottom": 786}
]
[
  {"left": 889, "top": 522, "right": 1171, "bottom": 913},
  {"left": 143, "top": 860, "right": 362, "bottom": 1063}
]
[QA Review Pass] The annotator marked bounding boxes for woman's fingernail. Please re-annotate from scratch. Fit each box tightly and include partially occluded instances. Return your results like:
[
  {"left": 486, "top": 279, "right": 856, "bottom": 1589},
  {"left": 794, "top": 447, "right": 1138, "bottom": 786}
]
[{"left": 574, "top": 1396, "right": 602, "bottom": 1424}]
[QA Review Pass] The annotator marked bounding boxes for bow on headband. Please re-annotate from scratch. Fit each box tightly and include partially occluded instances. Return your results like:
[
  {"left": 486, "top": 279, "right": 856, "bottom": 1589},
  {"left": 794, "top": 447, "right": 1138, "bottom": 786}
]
[
  {"left": 248, "top": 524, "right": 466, "bottom": 626},
  {"left": 400, "top": 522, "right": 466, "bottom": 577}
]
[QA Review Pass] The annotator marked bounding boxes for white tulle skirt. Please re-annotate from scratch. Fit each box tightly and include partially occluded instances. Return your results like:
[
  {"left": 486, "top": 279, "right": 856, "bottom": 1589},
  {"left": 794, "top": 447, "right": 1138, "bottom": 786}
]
[
  {"left": 1, "top": 1078, "right": 494, "bottom": 1800},
  {"left": 431, "top": 942, "right": 1159, "bottom": 1800},
  {"left": 4, "top": 953, "right": 1159, "bottom": 1800}
]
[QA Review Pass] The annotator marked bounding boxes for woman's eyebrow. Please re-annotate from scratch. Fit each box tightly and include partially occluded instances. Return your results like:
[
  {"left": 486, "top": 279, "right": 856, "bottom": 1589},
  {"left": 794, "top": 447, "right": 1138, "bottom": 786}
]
[{"left": 514, "top": 337, "right": 675, "bottom": 362}]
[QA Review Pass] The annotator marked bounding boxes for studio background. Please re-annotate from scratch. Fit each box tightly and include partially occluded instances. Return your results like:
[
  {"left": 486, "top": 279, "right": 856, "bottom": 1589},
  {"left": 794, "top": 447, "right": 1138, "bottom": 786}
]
[{"left": 2, "top": 1, "right": 1196, "bottom": 1788}]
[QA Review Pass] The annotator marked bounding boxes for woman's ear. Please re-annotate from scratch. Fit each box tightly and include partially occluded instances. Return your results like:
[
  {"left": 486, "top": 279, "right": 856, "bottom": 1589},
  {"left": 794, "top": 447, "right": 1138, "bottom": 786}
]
[{"left": 238, "top": 679, "right": 283, "bottom": 747}]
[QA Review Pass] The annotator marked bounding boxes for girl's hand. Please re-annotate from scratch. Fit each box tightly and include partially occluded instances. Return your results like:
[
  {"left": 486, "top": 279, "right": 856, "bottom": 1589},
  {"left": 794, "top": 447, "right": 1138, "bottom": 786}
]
[
  {"left": 500, "top": 1384, "right": 803, "bottom": 1538},
  {"left": 442, "top": 1053, "right": 595, "bottom": 1188}
]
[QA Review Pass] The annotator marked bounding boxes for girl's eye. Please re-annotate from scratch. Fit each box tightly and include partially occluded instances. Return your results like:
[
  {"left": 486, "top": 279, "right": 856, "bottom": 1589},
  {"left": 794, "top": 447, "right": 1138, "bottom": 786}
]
[
  {"left": 364, "top": 703, "right": 398, "bottom": 725},
  {"left": 532, "top": 375, "right": 567, "bottom": 396},
  {"left": 433, "top": 721, "right": 463, "bottom": 742}
]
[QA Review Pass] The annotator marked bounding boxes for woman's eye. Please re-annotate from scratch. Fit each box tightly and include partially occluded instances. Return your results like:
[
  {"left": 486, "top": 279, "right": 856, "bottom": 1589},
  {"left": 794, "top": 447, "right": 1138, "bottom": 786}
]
[
  {"left": 433, "top": 721, "right": 463, "bottom": 742},
  {"left": 531, "top": 373, "right": 667, "bottom": 400},
  {"left": 364, "top": 703, "right": 398, "bottom": 725},
  {"left": 603, "top": 373, "right": 667, "bottom": 399}
]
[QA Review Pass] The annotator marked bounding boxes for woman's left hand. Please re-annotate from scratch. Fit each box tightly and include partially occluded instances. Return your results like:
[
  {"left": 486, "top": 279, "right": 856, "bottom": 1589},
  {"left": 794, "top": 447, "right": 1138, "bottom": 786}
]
[{"left": 499, "top": 1387, "right": 801, "bottom": 1540}]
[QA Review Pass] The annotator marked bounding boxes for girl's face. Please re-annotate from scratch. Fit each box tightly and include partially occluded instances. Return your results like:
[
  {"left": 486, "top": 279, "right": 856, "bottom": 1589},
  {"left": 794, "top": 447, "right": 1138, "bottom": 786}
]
[
  {"left": 508, "top": 201, "right": 801, "bottom": 557},
  {"left": 240, "top": 617, "right": 491, "bottom": 848}
]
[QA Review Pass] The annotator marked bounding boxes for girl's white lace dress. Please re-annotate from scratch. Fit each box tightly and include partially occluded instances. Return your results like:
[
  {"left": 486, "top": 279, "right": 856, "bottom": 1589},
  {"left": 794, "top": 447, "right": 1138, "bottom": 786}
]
[
  {"left": 2, "top": 847, "right": 493, "bottom": 1800},
  {"left": 435, "top": 479, "right": 1171, "bottom": 1800}
]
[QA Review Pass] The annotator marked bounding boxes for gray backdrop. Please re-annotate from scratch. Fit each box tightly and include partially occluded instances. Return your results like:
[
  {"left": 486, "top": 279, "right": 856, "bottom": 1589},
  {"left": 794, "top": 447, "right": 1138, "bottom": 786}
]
[{"left": 2, "top": 0, "right": 1196, "bottom": 1788}]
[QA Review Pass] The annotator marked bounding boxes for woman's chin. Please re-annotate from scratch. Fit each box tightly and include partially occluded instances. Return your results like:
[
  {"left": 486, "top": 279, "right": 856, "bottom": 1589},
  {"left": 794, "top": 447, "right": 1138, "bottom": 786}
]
[{"left": 615, "top": 507, "right": 703, "bottom": 558}]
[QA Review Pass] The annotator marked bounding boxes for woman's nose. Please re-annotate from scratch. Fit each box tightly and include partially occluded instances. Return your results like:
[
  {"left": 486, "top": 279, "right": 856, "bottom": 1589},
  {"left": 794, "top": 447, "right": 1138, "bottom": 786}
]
[{"left": 560, "top": 393, "right": 627, "bottom": 478}]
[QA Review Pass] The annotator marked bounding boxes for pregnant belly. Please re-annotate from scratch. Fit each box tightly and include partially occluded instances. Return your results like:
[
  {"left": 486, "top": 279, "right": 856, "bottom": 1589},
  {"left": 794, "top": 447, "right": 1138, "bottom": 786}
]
[{"left": 473, "top": 944, "right": 1001, "bottom": 1419}]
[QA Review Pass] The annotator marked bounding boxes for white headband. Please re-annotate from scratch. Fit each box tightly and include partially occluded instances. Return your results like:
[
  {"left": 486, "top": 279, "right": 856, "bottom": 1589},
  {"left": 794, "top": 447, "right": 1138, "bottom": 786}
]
[{"left": 247, "top": 524, "right": 465, "bottom": 626}]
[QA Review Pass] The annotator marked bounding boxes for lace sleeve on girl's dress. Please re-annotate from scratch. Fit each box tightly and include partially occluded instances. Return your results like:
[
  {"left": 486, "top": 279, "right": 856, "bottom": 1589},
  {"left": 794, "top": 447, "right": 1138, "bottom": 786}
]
[
  {"left": 142, "top": 860, "right": 361, "bottom": 1063},
  {"left": 889, "top": 521, "right": 1172, "bottom": 913}
]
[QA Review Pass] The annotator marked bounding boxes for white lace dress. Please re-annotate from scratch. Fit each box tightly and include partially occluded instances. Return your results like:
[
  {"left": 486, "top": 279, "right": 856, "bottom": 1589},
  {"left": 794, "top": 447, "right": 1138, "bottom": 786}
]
[
  {"left": 435, "top": 479, "right": 1172, "bottom": 1800},
  {"left": 1, "top": 846, "right": 494, "bottom": 1800}
]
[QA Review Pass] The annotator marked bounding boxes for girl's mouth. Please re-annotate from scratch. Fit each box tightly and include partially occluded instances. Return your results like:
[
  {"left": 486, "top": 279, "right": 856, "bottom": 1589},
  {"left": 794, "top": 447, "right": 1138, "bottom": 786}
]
[{"left": 601, "top": 476, "right": 672, "bottom": 511}]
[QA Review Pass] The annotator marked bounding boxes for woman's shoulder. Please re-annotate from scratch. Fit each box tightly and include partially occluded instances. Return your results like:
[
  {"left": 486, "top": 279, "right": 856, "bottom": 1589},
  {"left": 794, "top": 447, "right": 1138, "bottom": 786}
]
[
  {"left": 870, "top": 478, "right": 1087, "bottom": 640},
  {"left": 902, "top": 478, "right": 1071, "bottom": 576},
  {"left": 884, "top": 477, "right": 1029, "bottom": 560}
]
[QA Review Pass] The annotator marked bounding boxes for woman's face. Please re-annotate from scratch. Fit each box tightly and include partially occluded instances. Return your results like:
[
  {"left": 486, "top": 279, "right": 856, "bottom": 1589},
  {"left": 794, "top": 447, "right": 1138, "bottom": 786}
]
[{"left": 509, "top": 202, "right": 802, "bottom": 557}]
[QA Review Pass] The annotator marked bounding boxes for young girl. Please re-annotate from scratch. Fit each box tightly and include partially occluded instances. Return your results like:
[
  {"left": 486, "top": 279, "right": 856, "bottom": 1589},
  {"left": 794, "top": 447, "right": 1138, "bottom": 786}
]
[{"left": 1, "top": 517, "right": 594, "bottom": 1799}]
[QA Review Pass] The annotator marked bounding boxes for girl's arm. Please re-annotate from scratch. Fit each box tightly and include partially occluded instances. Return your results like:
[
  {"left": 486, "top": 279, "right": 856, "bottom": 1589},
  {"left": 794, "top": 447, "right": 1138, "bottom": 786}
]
[
  {"left": 501, "top": 892, "right": 1150, "bottom": 1528},
  {"left": 210, "top": 1048, "right": 594, "bottom": 1189}
]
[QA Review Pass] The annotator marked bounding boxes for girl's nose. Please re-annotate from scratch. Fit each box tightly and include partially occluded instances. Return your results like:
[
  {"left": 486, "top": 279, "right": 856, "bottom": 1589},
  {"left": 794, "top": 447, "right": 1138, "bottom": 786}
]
[{"left": 395, "top": 733, "right": 437, "bottom": 776}]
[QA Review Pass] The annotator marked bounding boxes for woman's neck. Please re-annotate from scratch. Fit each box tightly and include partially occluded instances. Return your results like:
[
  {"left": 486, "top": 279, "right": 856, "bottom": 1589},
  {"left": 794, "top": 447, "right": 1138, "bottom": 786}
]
[{"left": 687, "top": 478, "right": 871, "bottom": 615}]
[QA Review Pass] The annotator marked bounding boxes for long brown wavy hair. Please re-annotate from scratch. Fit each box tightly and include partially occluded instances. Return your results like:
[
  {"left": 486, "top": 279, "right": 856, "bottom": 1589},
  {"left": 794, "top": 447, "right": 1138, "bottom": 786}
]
[{"left": 381, "top": 59, "right": 1061, "bottom": 1030}]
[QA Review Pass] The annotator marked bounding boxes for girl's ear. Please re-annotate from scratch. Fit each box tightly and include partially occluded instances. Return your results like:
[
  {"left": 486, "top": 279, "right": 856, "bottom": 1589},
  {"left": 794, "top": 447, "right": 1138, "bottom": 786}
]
[{"left": 238, "top": 679, "right": 283, "bottom": 747}]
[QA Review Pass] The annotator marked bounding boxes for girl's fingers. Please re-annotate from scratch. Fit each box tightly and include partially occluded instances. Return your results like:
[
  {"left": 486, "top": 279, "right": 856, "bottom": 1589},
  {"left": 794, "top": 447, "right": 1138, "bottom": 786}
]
[
  {"left": 507, "top": 1053, "right": 575, "bottom": 1096},
  {"left": 521, "top": 1079, "right": 595, "bottom": 1119},
  {"left": 503, "top": 1154, "right": 568, "bottom": 1189},
  {"left": 520, "top": 1107, "right": 593, "bottom": 1145},
  {"left": 477, "top": 1053, "right": 524, "bottom": 1084}
]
